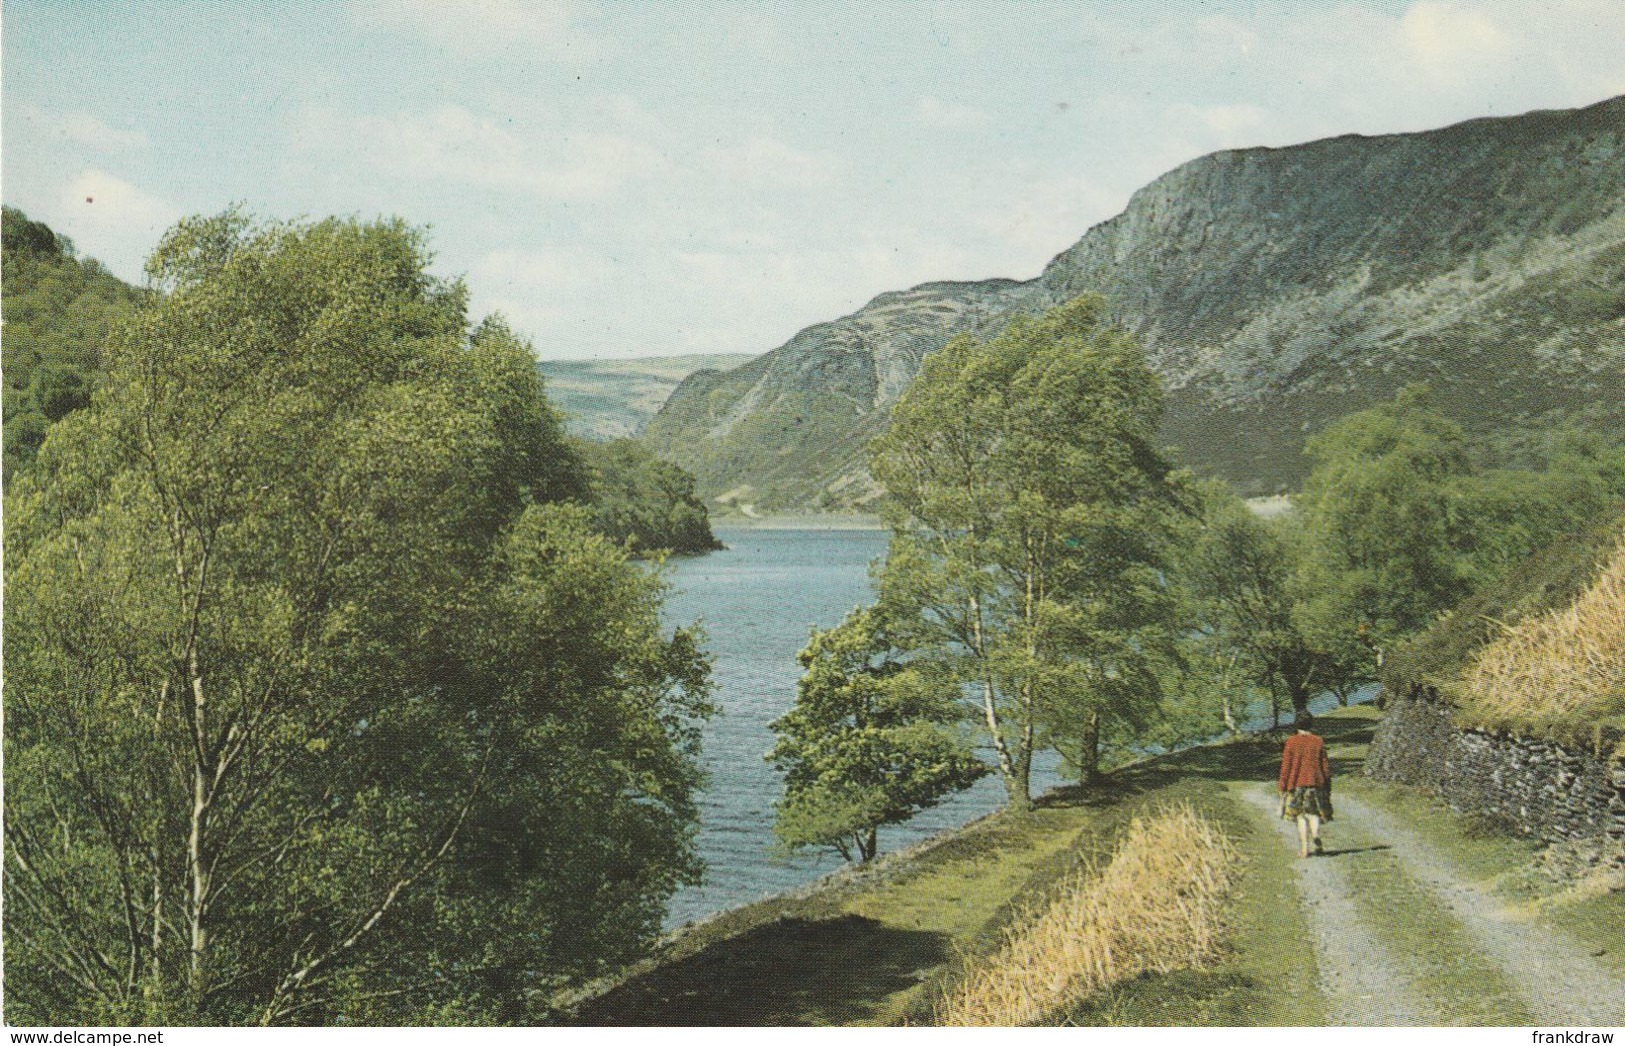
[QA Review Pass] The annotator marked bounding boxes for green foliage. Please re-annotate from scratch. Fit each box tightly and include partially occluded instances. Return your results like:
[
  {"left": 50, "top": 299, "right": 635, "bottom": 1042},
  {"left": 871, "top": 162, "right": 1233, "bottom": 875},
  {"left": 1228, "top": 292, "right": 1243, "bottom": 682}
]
[
  {"left": 767, "top": 608, "right": 988, "bottom": 862},
  {"left": 1177, "top": 485, "right": 1356, "bottom": 718},
  {"left": 869, "top": 295, "right": 1187, "bottom": 804},
  {"left": 3, "top": 212, "right": 709, "bottom": 1025},
  {"left": 1450, "top": 431, "right": 1625, "bottom": 590},
  {"left": 1142, "top": 636, "right": 1272, "bottom": 751},
  {"left": 1382, "top": 508, "right": 1625, "bottom": 702},
  {"left": 2, "top": 206, "right": 141, "bottom": 479},
  {"left": 1295, "top": 386, "right": 1475, "bottom": 665},
  {"left": 1292, "top": 387, "right": 1625, "bottom": 699},
  {"left": 576, "top": 437, "right": 722, "bottom": 556}
]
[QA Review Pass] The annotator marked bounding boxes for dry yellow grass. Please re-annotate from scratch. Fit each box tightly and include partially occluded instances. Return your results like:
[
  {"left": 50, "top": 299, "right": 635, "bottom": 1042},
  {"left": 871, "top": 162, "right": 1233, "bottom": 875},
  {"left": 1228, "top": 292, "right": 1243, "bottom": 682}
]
[
  {"left": 1461, "top": 530, "right": 1625, "bottom": 724},
  {"left": 932, "top": 804, "right": 1240, "bottom": 1027}
]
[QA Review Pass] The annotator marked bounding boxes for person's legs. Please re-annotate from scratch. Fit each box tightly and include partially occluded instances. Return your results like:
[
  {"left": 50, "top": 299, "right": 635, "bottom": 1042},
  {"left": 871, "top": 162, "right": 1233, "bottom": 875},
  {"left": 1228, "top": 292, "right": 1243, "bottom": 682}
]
[
  {"left": 1306, "top": 813, "right": 1322, "bottom": 852},
  {"left": 1296, "top": 814, "right": 1310, "bottom": 858}
]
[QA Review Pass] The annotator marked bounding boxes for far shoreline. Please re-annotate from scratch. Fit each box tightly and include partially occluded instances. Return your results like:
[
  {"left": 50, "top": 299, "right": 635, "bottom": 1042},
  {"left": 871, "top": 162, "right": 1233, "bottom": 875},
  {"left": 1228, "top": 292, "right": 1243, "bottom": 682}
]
[{"left": 710, "top": 513, "right": 886, "bottom": 532}]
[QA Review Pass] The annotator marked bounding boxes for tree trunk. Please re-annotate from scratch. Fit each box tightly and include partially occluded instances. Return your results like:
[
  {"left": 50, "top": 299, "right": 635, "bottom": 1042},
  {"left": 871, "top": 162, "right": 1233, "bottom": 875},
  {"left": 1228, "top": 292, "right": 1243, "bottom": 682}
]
[
  {"left": 1286, "top": 675, "right": 1311, "bottom": 718},
  {"left": 977, "top": 673, "right": 1024, "bottom": 806},
  {"left": 1076, "top": 709, "right": 1102, "bottom": 784},
  {"left": 858, "top": 826, "right": 878, "bottom": 863},
  {"left": 187, "top": 667, "right": 211, "bottom": 1000},
  {"left": 1005, "top": 742, "right": 1033, "bottom": 811},
  {"left": 967, "top": 592, "right": 1021, "bottom": 803}
]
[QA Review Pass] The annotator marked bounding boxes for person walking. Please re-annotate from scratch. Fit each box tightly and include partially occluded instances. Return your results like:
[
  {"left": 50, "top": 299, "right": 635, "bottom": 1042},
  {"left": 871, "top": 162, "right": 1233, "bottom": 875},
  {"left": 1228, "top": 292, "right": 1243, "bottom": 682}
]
[{"left": 1278, "top": 710, "right": 1333, "bottom": 858}]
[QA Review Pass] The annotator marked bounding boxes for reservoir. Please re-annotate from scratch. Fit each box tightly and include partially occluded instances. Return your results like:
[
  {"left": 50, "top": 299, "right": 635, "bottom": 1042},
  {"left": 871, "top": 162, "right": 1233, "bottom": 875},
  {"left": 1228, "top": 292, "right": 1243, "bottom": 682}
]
[{"left": 661, "top": 527, "right": 1062, "bottom": 928}]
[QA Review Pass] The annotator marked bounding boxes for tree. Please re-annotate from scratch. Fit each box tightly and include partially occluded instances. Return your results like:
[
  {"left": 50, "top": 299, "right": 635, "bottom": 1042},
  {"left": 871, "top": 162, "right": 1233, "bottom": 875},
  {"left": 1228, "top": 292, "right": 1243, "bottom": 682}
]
[
  {"left": 3, "top": 212, "right": 711, "bottom": 1025},
  {"left": 1, "top": 206, "right": 140, "bottom": 480},
  {"left": 767, "top": 608, "right": 986, "bottom": 863},
  {"left": 1295, "top": 386, "right": 1475, "bottom": 668},
  {"left": 1451, "top": 432, "right": 1625, "bottom": 592},
  {"left": 1179, "top": 486, "right": 1350, "bottom": 721},
  {"left": 576, "top": 437, "right": 723, "bottom": 556},
  {"left": 869, "top": 295, "right": 1185, "bottom": 805}
]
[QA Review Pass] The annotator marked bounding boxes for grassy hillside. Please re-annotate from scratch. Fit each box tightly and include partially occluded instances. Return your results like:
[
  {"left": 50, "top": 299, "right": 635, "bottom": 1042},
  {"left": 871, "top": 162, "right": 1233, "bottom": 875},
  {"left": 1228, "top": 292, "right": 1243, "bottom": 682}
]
[
  {"left": 1457, "top": 525, "right": 1625, "bottom": 740},
  {"left": 564, "top": 706, "right": 1623, "bottom": 1026},
  {"left": 1383, "top": 509, "right": 1625, "bottom": 745},
  {"left": 538, "top": 353, "right": 754, "bottom": 440}
]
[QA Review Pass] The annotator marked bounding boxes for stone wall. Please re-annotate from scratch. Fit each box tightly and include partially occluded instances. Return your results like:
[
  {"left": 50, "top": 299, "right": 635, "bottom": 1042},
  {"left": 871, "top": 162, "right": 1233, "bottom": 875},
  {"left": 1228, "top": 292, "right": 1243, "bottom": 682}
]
[{"left": 1365, "top": 684, "right": 1625, "bottom": 867}]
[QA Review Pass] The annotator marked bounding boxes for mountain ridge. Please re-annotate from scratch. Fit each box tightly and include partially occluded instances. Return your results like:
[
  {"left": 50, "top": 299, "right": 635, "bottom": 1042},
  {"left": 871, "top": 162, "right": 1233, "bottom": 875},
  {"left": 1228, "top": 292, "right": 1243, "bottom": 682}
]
[{"left": 645, "top": 95, "right": 1625, "bottom": 510}]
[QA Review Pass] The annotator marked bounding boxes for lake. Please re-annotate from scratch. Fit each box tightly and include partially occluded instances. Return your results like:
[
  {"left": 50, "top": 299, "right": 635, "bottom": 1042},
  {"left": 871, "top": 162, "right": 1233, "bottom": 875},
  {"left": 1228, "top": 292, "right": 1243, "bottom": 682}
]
[
  {"left": 660, "top": 527, "right": 1063, "bottom": 928},
  {"left": 659, "top": 526, "right": 1372, "bottom": 929}
]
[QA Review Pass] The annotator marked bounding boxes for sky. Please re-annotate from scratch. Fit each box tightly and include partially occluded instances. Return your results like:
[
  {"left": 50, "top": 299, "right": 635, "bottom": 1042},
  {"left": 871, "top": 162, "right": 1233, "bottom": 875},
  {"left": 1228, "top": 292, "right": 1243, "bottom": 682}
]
[{"left": 5, "top": 1, "right": 1624, "bottom": 361}]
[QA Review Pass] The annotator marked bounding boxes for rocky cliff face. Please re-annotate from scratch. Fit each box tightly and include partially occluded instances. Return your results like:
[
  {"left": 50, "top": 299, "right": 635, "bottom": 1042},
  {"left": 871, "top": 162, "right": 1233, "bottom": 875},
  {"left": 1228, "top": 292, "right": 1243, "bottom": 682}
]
[{"left": 646, "top": 96, "right": 1625, "bottom": 510}]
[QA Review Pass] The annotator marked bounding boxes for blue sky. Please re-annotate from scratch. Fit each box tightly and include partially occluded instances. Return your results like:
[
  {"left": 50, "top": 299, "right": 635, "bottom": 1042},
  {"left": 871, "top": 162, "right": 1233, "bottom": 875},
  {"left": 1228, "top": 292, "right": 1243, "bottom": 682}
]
[{"left": 5, "top": 0, "right": 1623, "bottom": 360}]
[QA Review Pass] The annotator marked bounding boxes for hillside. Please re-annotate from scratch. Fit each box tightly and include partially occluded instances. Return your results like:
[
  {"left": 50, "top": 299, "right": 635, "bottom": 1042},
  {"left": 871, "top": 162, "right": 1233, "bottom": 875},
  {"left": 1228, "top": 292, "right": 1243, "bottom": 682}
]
[
  {"left": 538, "top": 353, "right": 755, "bottom": 440},
  {"left": 645, "top": 96, "right": 1625, "bottom": 511},
  {"left": 2, "top": 206, "right": 142, "bottom": 480}
]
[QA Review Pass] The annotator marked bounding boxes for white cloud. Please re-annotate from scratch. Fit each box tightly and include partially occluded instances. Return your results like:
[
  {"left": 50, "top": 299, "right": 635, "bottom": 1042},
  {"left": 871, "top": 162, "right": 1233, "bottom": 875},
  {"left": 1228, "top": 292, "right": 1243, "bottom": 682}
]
[
  {"left": 916, "top": 96, "right": 988, "bottom": 129},
  {"left": 38, "top": 169, "right": 183, "bottom": 278},
  {"left": 470, "top": 246, "right": 616, "bottom": 335},
  {"left": 15, "top": 104, "right": 149, "bottom": 152},
  {"left": 1400, "top": 2, "right": 1515, "bottom": 87},
  {"left": 289, "top": 104, "right": 665, "bottom": 199},
  {"left": 61, "top": 113, "right": 148, "bottom": 151},
  {"left": 702, "top": 138, "right": 841, "bottom": 190},
  {"left": 351, "top": 0, "right": 592, "bottom": 56},
  {"left": 61, "top": 169, "right": 177, "bottom": 236},
  {"left": 970, "top": 176, "right": 1130, "bottom": 262},
  {"left": 1169, "top": 102, "right": 1271, "bottom": 149}
]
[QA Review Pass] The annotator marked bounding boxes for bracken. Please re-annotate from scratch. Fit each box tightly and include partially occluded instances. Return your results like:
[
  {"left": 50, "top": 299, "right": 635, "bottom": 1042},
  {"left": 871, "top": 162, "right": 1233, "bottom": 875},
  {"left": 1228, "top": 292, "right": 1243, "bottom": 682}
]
[
  {"left": 1461, "top": 529, "right": 1625, "bottom": 726},
  {"left": 933, "top": 803, "right": 1240, "bottom": 1027}
]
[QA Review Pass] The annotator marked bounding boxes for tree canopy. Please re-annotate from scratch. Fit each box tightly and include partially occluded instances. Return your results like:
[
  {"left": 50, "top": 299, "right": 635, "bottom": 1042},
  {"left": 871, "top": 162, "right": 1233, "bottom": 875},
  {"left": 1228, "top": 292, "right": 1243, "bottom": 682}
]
[
  {"left": 576, "top": 437, "right": 723, "bottom": 556},
  {"left": 3, "top": 212, "right": 711, "bottom": 1025},
  {"left": 1291, "top": 387, "right": 1625, "bottom": 689},
  {"left": 868, "top": 295, "right": 1186, "bottom": 805},
  {"left": 767, "top": 607, "right": 987, "bottom": 863}
]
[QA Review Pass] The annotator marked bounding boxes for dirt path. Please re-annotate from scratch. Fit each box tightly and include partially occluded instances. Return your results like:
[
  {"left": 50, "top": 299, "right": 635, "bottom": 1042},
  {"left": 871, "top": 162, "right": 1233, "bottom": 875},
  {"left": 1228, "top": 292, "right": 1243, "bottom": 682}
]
[
  {"left": 1238, "top": 786, "right": 1428, "bottom": 1025},
  {"left": 1333, "top": 791, "right": 1625, "bottom": 1026},
  {"left": 1242, "top": 782, "right": 1625, "bottom": 1026}
]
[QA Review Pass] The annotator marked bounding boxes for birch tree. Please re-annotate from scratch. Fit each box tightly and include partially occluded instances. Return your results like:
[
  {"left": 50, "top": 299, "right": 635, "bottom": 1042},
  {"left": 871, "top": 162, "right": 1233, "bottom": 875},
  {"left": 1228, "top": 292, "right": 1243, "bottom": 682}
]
[
  {"left": 869, "top": 296, "right": 1183, "bottom": 807},
  {"left": 3, "top": 213, "right": 711, "bottom": 1025},
  {"left": 767, "top": 607, "right": 986, "bottom": 862}
]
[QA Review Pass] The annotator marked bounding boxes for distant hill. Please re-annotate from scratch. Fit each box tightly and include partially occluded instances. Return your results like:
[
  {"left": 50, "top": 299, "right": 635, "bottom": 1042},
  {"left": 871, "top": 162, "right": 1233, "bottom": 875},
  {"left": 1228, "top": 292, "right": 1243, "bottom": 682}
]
[
  {"left": 644, "top": 96, "right": 1625, "bottom": 511},
  {"left": 538, "top": 354, "right": 756, "bottom": 440},
  {"left": 2, "top": 206, "right": 142, "bottom": 480}
]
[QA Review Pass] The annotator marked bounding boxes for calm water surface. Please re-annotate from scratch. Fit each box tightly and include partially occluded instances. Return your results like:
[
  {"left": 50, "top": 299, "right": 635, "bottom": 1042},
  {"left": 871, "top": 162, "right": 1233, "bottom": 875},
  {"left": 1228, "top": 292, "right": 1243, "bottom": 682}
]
[{"left": 660, "top": 527, "right": 1061, "bottom": 928}]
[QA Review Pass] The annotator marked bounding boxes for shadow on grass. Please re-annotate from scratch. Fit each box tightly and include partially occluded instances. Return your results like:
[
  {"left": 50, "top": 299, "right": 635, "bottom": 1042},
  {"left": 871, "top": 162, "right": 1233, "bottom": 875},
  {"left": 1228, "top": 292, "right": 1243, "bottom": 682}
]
[
  {"left": 570, "top": 913, "right": 948, "bottom": 1026},
  {"left": 1059, "top": 706, "right": 1380, "bottom": 808},
  {"left": 1316, "top": 844, "right": 1393, "bottom": 858}
]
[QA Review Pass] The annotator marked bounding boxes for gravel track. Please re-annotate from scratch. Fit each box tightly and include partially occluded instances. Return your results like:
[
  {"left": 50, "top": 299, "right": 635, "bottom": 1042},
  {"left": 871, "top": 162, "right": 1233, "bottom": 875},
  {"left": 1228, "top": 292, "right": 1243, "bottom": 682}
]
[
  {"left": 1333, "top": 791, "right": 1625, "bottom": 1026},
  {"left": 1239, "top": 785, "right": 1429, "bottom": 1025},
  {"left": 1242, "top": 783, "right": 1625, "bottom": 1026}
]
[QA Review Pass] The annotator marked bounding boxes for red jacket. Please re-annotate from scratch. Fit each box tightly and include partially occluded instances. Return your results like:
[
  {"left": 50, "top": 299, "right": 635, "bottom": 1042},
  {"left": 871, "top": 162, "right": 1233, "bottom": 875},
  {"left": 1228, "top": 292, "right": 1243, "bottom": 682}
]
[{"left": 1279, "top": 732, "right": 1330, "bottom": 791}]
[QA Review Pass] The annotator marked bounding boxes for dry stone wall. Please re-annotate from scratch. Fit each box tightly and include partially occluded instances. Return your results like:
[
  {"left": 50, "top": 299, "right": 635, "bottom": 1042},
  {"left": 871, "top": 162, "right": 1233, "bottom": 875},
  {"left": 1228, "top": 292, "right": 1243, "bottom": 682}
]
[{"left": 1365, "top": 684, "right": 1624, "bottom": 868}]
